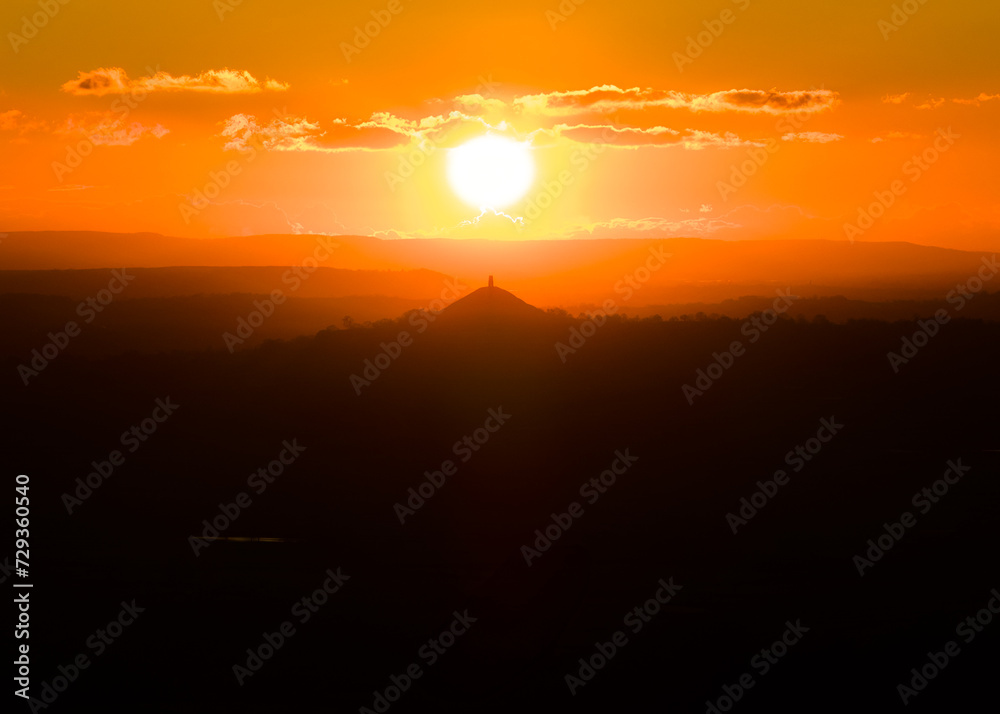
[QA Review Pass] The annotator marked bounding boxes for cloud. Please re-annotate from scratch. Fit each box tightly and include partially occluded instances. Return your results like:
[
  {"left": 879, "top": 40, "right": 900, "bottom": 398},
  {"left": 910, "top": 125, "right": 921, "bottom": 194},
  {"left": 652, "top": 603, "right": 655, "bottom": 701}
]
[
  {"left": 3, "top": 109, "right": 161, "bottom": 145},
  {"left": 48, "top": 184, "right": 96, "bottom": 192},
  {"left": 889, "top": 92, "right": 998, "bottom": 109},
  {"left": 0, "top": 109, "right": 24, "bottom": 131},
  {"left": 536, "top": 123, "right": 678, "bottom": 146},
  {"left": 514, "top": 86, "right": 840, "bottom": 116},
  {"left": 352, "top": 110, "right": 492, "bottom": 140},
  {"left": 0, "top": 109, "right": 48, "bottom": 134},
  {"left": 532, "top": 123, "right": 762, "bottom": 150},
  {"left": 62, "top": 67, "right": 289, "bottom": 97},
  {"left": 952, "top": 92, "right": 1000, "bottom": 106},
  {"left": 567, "top": 204, "right": 832, "bottom": 242},
  {"left": 222, "top": 106, "right": 766, "bottom": 156},
  {"left": 870, "top": 131, "right": 924, "bottom": 143},
  {"left": 59, "top": 112, "right": 169, "bottom": 146},
  {"left": 781, "top": 132, "right": 843, "bottom": 143},
  {"left": 377, "top": 211, "right": 743, "bottom": 241},
  {"left": 453, "top": 94, "right": 507, "bottom": 115},
  {"left": 374, "top": 208, "right": 525, "bottom": 240},
  {"left": 711, "top": 89, "right": 839, "bottom": 114},
  {"left": 220, "top": 110, "right": 502, "bottom": 153},
  {"left": 567, "top": 215, "right": 741, "bottom": 238},
  {"left": 220, "top": 113, "right": 336, "bottom": 153},
  {"left": 678, "top": 130, "right": 762, "bottom": 150}
]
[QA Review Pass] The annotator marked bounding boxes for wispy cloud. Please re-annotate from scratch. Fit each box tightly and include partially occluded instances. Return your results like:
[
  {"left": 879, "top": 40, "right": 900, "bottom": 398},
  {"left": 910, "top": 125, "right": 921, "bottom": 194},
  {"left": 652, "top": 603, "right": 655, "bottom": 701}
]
[
  {"left": 882, "top": 93, "right": 911, "bottom": 105},
  {"left": 62, "top": 67, "right": 289, "bottom": 97},
  {"left": 0, "top": 109, "right": 22, "bottom": 130},
  {"left": 531, "top": 123, "right": 762, "bottom": 150},
  {"left": 870, "top": 131, "right": 924, "bottom": 143},
  {"left": 514, "top": 86, "right": 840, "bottom": 116},
  {"left": 884, "top": 91, "right": 999, "bottom": 109},
  {"left": 0, "top": 109, "right": 48, "bottom": 134},
  {"left": 567, "top": 215, "right": 741, "bottom": 238},
  {"left": 59, "top": 112, "right": 169, "bottom": 146},
  {"left": 453, "top": 94, "right": 507, "bottom": 114},
  {"left": 952, "top": 92, "right": 1000, "bottom": 106},
  {"left": 220, "top": 110, "right": 501, "bottom": 153},
  {"left": 781, "top": 131, "right": 843, "bottom": 143}
]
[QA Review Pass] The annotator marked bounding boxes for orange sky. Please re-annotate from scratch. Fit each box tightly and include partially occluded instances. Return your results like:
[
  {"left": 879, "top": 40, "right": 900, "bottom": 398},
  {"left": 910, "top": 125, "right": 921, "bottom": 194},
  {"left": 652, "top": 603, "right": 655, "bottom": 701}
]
[{"left": 1, "top": 0, "right": 998, "bottom": 249}]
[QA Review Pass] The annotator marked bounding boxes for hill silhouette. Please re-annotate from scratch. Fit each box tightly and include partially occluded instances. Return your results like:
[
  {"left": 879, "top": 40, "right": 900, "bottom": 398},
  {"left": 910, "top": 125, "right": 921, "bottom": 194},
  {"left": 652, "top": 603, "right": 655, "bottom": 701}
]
[{"left": 436, "top": 282, "right": 548, "bottom": 327}]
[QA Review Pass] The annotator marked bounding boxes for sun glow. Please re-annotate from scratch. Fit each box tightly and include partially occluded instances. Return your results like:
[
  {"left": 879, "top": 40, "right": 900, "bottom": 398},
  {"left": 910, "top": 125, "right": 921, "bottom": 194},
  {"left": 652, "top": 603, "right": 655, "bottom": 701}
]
[{"left": 447, "top": 135, "right": 535, "bottom": 209}]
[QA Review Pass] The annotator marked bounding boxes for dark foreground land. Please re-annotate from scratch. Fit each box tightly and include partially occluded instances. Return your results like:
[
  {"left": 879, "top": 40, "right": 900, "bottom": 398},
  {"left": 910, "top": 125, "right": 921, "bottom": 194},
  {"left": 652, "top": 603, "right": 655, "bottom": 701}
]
[{"left": 4, "top": 304, "right": 999, "bottom": 713}]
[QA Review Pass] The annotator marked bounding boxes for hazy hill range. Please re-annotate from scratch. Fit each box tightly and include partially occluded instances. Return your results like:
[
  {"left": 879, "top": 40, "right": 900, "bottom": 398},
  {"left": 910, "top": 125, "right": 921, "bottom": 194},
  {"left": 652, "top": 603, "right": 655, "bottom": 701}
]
[
  {"left": 1, "top": 231, "right": 995, "bottom": 305},
  {"left": 2, "top": 233, "right": 996, "bottom": 355},
  {"left": 0, "top": 266, "right": 460, "bottom": 301}
]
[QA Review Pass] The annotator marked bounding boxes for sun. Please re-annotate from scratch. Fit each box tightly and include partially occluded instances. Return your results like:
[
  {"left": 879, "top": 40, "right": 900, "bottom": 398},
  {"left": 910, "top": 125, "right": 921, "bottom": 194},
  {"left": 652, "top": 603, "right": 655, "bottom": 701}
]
[{"left": 447, "top": 135, "right": 535, "bottom": 209}]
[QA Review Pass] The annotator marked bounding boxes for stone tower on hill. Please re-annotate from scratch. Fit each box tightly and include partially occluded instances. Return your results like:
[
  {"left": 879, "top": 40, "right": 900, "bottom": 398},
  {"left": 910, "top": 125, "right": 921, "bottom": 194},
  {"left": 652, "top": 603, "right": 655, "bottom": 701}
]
[{"left": 436, "top": 278, "right": 546, "bottom": 327}]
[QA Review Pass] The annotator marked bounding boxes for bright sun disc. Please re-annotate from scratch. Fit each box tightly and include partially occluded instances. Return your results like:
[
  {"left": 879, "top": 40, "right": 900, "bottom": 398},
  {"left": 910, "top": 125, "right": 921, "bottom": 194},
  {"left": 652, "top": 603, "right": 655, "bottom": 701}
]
[{"left": 447, "top": 135, "right": 534, "bottom": 209}]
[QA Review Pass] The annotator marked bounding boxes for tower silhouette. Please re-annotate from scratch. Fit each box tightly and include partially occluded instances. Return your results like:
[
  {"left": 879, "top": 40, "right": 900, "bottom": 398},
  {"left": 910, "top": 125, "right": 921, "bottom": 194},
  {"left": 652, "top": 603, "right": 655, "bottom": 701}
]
[{"left": 488, "top": 275, "right": 494, "bottom": 288}]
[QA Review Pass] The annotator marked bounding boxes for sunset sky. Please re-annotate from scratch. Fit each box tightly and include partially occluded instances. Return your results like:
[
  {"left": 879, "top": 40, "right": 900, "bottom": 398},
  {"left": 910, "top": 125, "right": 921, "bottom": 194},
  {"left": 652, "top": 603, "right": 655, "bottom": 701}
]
[{"left": 2, "top": 0, "right": 998, "bottom": 249}]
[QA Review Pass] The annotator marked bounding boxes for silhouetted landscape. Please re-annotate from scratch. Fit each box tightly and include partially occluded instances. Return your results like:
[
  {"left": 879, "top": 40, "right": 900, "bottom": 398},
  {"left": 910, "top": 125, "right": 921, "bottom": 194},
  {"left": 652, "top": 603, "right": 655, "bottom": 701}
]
[{"left": 3, "top": 231, "right": 998, "bottom": 712}]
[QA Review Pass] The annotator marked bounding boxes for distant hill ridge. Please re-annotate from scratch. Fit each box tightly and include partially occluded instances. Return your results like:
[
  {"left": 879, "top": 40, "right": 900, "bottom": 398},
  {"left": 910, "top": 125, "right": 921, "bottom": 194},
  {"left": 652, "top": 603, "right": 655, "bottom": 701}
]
[{"left": 1, "top": 231, "right": 995, "bottom": 305}]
